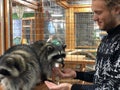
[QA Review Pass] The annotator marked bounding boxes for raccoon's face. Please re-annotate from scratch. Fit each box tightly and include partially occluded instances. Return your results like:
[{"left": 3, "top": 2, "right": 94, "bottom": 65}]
[
  {"left": 38, "top": 42, "right": 66, "bottom": 81},
  {"left": 0, "top": 51, "right": 27, "bottom": 77},
  {"left": 46, "top": 43, "right": 66, "bottom": 67},
  {"left": 31, "top": 40, "right": 66, "bottom": 67},
  {"left": 39, "top": 42, "right": 66, "bottom": 67}
]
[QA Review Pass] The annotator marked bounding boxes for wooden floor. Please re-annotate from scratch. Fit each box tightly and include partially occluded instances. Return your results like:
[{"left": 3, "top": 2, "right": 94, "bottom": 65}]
[
  {"left": 33, "top": 83, "right": 48, "bottom": 90},
  {"left": 0, "top": 83, "right": 49, "bottom": 90}
]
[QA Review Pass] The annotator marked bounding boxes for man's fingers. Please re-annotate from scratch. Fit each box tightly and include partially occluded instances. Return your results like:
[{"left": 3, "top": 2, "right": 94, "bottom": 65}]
[{"left": 45, "top": 81, "right": 57, "bottom": 87}]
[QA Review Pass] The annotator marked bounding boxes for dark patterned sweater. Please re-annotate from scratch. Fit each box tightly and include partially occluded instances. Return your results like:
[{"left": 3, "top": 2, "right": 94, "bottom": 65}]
[{"left": 71, "top": 25, "right": 120, "bottom": 90}]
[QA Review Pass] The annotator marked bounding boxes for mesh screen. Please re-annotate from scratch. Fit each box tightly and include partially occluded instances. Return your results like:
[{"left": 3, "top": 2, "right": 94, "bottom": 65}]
[
  {"left": 11, "top": 0, "right": 101, "bottom": 84},
  {"left": 75, "top": 12, "right": 96, "bottom": 46}
]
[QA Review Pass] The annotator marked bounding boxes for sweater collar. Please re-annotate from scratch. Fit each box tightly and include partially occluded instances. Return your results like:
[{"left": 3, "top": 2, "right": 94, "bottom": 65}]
[{"left": 107, "top": 24, "right": 120, "bottom": 35}]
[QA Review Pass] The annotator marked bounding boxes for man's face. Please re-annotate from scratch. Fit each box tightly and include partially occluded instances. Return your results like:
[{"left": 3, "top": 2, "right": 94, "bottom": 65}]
[{"left": 92, "top": 0, "right": 117, "bottom": 31}]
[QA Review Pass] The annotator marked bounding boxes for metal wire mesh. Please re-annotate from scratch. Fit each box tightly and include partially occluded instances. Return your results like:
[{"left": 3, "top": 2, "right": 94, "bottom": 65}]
[
  {"left": 11, "top": 0, "right": 100, "bottom": 85},
  {"left": 75, "top": 12, "right": 96, "bottom": 46}
]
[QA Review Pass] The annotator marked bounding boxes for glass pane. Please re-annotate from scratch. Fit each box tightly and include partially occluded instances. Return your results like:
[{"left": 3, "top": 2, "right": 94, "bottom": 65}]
[
  {"left": 12, "top": 2, "right": 35, "bottom": 45},
  {"left": 43, "top": 0, "right": 65, "bottom": 43}
]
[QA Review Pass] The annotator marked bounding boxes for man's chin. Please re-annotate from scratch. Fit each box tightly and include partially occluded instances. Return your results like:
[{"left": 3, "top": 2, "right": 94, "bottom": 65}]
[
  {"left": 100, "top": 29, "right": 106, "bottom": 31},
  {"left": 98, "top": 26, "right": 106, "bottom": 31}
]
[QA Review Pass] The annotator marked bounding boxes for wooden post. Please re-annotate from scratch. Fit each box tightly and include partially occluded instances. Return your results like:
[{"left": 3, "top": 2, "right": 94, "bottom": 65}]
[
  {"left": 4, "top": 0, "right": 12, "bottom": 50},
  {"left": 35, "top": 2, "right": 44, "bottom": 41},
  {"left": 65, "top": 8, "right": 75, "bottom": 49}
]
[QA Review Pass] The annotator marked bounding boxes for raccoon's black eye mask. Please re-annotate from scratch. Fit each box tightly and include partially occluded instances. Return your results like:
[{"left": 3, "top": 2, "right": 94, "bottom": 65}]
[
  {"left": 52, "top": 54, "right": 65, "bottom": 60},
  {"left": 0, "top": 69, "right": 11, "bottom": 76}
]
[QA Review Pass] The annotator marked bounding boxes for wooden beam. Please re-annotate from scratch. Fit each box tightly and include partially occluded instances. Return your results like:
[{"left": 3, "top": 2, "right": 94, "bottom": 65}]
[
  {"left": 35, "top": 3, "right": 44, "bottom": 41},
  {"left": 56, "top": 0, "right": 91, "bottom": 8},
  {"left": 61, "top": 1, "right": 69, "bottom": 8},
  {"left": 56, "top": 0, "right": 69, "bottom": 8},
  {"left": 25, "top": 0, "right": 39, "bottom": 6},
  {"left": 69, "top": 4, "right": 91, "bottom": 8},
  {"left": 76, "top": 46, "right": 98, "bottom": 49},
  {"left": 12, "top": 0, "right": 38, "bottom": 10}
]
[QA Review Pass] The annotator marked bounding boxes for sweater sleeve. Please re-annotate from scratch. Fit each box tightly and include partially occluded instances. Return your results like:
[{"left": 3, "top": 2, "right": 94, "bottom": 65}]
[
  {"left": 71, "top": 84, "right": 96, "bottom": 90},
  {"left": 75, "top": 71, "right": 95, "bottom": 83}
]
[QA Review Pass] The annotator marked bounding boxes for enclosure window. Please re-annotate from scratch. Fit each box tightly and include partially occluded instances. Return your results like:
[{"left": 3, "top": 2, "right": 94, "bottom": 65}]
[{"left": 75, "top": 12, "right": 101, "bottom": 48}]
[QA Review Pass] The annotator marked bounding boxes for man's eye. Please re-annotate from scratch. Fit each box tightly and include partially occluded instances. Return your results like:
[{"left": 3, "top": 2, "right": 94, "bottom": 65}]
[{"left": 94, "top": 11, "right": 102, "bottom": 15}]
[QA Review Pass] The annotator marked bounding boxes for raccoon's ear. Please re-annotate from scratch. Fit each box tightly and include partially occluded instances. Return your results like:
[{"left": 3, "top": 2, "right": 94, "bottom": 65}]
[
  {"left": 47, "top": 46, "right": 54, "bottom": 51},
  {"left": 62, "top": 44, "right": 67, "bottom": 49}
]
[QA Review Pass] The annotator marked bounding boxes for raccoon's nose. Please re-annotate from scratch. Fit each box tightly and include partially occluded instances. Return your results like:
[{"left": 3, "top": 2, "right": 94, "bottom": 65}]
[{"left": 57, "top": 58, "right": 64, "bottom": 62}]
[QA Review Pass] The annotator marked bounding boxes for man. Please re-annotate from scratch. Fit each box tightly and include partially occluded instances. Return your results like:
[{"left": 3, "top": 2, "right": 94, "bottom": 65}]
[{"left": 45, "top": 0, "right": 120, "bottom": 89}]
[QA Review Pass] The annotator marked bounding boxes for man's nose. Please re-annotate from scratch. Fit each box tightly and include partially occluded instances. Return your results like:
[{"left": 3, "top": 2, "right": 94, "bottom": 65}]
[{"left": 93, "top": 14, "right": 98, "bottom": 21}]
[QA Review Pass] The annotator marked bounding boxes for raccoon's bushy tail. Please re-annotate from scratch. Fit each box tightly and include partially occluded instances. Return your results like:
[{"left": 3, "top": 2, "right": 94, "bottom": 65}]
[{"left": 0, "top": 50, "right": 29, "bottom": 77}]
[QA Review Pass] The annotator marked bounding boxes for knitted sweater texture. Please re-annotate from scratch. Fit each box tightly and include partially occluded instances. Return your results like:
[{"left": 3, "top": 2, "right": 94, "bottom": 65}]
[{"left": 71, "top": 25, "right": 120, "bottom": 90}]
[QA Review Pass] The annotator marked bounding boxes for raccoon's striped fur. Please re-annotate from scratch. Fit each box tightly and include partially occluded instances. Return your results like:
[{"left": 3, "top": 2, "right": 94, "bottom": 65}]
[{"left": 0, "top": 40, "right": 66, "bottom": 90}]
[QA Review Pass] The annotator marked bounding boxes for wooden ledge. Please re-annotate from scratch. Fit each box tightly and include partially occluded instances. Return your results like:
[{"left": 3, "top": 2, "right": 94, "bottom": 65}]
[{"left": 65, "top": 55, "right": 95, "bottom": 64}]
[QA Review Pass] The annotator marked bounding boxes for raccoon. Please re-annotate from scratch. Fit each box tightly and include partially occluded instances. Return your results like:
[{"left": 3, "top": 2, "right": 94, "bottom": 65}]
[
  {"left": 0, "top": 40, "right": 66, "bottom": 90},
  {"left": 31, "top": 40, "right": 66, "bottom": 81}
]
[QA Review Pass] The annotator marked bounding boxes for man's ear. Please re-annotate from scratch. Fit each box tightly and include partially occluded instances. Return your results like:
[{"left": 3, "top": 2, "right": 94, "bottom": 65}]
[{"left": 114, "top": 6, "right": 120, "bottom": 14}]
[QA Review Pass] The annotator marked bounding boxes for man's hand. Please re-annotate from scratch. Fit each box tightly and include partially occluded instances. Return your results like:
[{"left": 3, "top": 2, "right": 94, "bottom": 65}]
[
  {"left": 45, "top": 81, "right": 72, "bottom": 90},
  {"left": 53, "top": 68, "right": 76, "bottom": 79}
]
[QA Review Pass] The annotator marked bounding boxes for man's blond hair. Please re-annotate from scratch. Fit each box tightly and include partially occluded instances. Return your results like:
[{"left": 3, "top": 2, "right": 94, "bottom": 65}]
[
  {"left": 93, "top": 0, "right": 120, "bottom": 8},
  {"left": 104, "top": 0, "right": 120, "bottom": 8}
]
